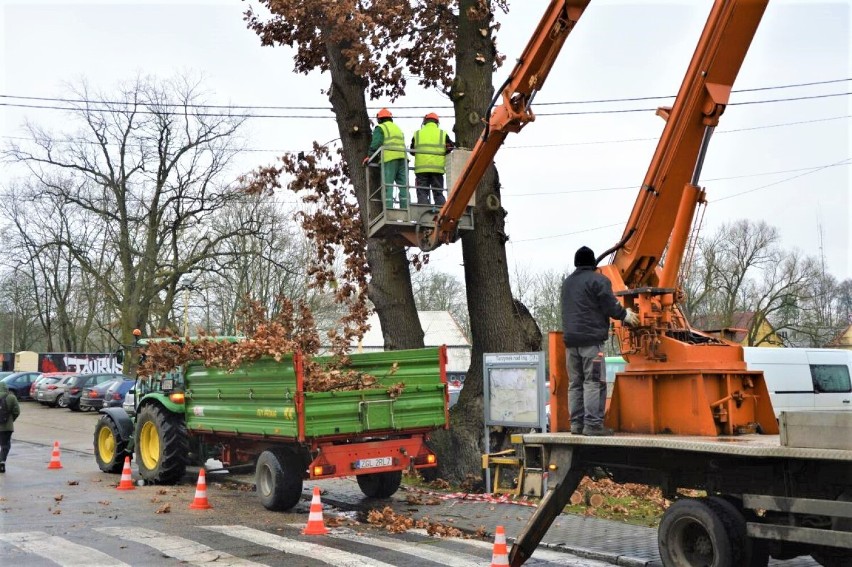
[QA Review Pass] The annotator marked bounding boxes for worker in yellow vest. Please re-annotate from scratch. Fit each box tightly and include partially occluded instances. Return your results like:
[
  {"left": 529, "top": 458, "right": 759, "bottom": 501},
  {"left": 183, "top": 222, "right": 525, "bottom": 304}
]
[
  {"left": 365, "top": 108, "right": 408, "bottom": 209},
  {"left": 410, "top": 113, "right": 455, "bottom": 206}
]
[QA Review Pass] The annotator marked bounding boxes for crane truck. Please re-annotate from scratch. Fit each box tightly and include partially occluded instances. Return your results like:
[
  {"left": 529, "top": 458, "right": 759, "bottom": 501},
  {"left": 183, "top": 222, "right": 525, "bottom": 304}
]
[{"left": 369, "top": 1, "right": 852, "bottom": 565}]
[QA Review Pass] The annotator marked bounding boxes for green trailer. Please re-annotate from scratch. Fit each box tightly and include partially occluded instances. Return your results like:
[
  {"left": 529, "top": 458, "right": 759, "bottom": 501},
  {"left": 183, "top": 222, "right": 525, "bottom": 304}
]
[{"left": 94, "top": 346, "right": 448, "bottom": 510}]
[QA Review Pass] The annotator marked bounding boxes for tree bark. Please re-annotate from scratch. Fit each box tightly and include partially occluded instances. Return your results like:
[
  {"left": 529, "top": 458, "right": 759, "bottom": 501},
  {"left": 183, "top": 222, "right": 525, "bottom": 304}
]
[
  {"left": 323, "top": 36, "right": 424, "bottom": 350},
  {"left": 428, "top": 0, "right": 542, "bottom": 483}
]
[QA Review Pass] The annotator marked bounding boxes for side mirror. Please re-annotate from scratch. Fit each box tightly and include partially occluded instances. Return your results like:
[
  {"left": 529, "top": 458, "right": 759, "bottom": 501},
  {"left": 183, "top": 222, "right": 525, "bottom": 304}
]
[{"left": 115, "top": 349, "right": 124, "bottom": 365}]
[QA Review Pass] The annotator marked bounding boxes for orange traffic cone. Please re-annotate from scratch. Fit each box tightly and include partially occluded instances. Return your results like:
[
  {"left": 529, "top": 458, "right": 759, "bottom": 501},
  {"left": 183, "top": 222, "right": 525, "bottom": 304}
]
[
  {"left": 491, "top": 525, "right": 509, "bottom": 567},
  {"left": 47, "top": 441, "right": 63, "bottom": 469},
  {"left": 189, "top": 469, "right": 212, "bottom": 509},
  {"left": 116, "top": 456, "right": 135, "bottom": 490},
  {"left": 302, "top": 486, "right": 328, "bottom": 535}
]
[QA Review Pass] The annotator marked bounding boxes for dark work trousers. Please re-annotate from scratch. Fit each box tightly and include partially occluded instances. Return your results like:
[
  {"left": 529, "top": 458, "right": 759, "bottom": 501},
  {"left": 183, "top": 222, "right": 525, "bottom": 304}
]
[
  {"left": 415, "top": 172, "right": 446, "bottom": 206},
  {"left": 566, "top": 344, "right": 606, "bottom": 430},
  {"left": 0, "top": 430, "right": 12, "bottom": 463}
]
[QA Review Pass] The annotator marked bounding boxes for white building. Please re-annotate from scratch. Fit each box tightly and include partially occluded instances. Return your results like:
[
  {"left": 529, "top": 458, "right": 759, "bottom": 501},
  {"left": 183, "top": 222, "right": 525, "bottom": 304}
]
[{"left": 351, "top": 311, "right": 471, "bottom": 375}]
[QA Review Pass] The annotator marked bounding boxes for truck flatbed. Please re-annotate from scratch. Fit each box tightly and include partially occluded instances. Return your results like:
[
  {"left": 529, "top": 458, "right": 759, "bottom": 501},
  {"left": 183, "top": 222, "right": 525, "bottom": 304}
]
[{"left": 520, "top": 432, "right": 852, "bottom": 462}]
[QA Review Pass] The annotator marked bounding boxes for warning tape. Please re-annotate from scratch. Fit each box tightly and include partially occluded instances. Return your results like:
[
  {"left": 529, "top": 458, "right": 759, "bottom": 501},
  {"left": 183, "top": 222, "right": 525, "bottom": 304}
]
[{"left": 403, "top": 486, "right": 539, "bottom": 508}]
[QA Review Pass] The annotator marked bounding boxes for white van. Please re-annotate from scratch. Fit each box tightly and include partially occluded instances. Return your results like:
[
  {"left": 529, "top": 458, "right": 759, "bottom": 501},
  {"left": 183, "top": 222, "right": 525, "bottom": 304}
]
[{"left": 743, "top": 347, "right": 852, "bottom": 417}]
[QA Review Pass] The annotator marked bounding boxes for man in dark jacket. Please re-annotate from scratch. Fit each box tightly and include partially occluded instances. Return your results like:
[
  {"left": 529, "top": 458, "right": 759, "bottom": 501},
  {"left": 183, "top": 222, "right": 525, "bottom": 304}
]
[
  {"left": 561, "top": 246, "right": 638, "bottom": 436},
  {"left": 0, "top": 381, "right": 22, "bottom": 472}
]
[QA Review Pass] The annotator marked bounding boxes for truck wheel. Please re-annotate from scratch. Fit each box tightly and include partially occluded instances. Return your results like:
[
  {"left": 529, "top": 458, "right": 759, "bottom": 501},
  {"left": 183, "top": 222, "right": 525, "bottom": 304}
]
[
  {"left": 707, "top": 496, "right": 769, "bottom": 567},
  {"left": 659, "top": 498, "right": 734, "bottom": 567},
  {"left": 135, "top": 404, "right": 188, "bottom": 485},
  {"left": 256, "top": 450, "right": 303, "bottom": 511},
  {"left": 357, "top": 470, "right": 402, "bottom": 499},
  {"left": 94, "top": 415, "right": 128, "bottom": 474},
  {"left": 811, "top": 491, "right": 852, "bottom": 567}
]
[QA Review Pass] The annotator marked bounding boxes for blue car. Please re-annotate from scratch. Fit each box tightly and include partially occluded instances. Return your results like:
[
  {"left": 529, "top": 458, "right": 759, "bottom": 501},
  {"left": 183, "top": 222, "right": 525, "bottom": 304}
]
[
  {"left": 1, "top": 371, "right": 43, "bottom": 400},
  {"left": 102, "top": 377, "right": 136, "bottom": 409}
]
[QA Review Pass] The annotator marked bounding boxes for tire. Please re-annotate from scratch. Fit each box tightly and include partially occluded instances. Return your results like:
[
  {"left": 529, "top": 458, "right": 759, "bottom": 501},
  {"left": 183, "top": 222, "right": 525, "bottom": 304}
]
[
  {"left": 659, "top": 497, "right": 735, "bottom": 567},
  {"left": 811, "top": 491, "right": 852, "bottom": 567},
  {"left": 255, "top": 450, "right": 303, "bottom": 511},
  {"left": 134, "top": 404, "right": 188, "bottom": 485},
  {"left": 56, "top": 394, "right": 68, "bottom": 409},
  {"left": 69, "top": 401, "right": 81, "bottom": 412},
  {"left": 94, "top": 415, "right": 128, "bottom": 474},
  {"left": 707, "top": 496, "right": 769, "bottom": 567},
  {"left": 357, "top": 470, "right": 403, "bottom": 499}
]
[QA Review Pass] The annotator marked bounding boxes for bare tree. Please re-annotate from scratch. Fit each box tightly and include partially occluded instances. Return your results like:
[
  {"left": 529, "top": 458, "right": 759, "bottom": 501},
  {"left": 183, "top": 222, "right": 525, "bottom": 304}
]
[
  {"left": 3, "top": 75, "right": 252, "bottom": 365},
  {"left": 411, "top": 268, "right": 469, "bottom": 339}
]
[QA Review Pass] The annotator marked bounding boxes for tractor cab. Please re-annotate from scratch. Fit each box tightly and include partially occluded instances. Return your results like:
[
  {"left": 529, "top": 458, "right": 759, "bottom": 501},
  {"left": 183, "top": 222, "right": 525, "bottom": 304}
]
[{"left": 365, "top": 147, "right": 475, "bottom": 248}]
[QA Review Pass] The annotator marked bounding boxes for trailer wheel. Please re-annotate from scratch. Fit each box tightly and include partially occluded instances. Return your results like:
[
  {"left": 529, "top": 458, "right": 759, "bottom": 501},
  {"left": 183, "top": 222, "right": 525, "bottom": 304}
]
[
  {"left": 94, "top": 415, "right": 127, "bottom": 474},
  {"left": 256, "top": 450, "right": 303, "bottom": 511},
  {"left": 659, "top": 498, "right": 734, "bottom": 567},
  {"left": 357, "top": 470, "right": 402, "bottom": 499},
  {"left": 707, "top": 496, "right": 769, "bottom": 567},
  {"left": 135, "top": 404, "right": 188, "bottom": 485}
]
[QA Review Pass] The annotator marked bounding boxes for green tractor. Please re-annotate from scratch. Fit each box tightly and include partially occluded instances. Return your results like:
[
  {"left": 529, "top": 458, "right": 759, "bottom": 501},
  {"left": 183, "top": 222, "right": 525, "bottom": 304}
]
[{"left": 95, "top": 366, "right": 191, "bottom": 484}]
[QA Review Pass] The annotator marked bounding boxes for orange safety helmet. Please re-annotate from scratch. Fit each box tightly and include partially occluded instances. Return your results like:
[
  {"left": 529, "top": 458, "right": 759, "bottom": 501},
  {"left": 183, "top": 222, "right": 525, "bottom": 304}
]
[
  {"left": 424, "top": 112, "right": 440, "bottom": 123},
  {"left": 376, "top": 108, "right": 393, "bottom": 119}
]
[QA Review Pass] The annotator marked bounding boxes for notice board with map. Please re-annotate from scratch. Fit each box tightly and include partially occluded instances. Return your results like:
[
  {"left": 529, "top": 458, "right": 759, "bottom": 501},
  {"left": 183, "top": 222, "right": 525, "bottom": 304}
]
[{"left": 483, "top": 352, "right": 546, "bottom": 428}]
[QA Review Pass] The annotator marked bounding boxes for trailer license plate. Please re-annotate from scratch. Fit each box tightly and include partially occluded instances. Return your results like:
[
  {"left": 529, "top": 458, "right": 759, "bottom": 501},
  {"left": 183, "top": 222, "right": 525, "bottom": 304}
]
[{"left": 356, "top": 457, "right": 393, "bottom": 469}]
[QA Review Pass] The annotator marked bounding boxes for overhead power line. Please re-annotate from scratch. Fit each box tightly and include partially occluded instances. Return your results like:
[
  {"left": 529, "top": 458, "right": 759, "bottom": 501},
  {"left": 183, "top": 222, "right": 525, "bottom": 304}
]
[
  {"left": 509, "top": 158, "right": 851, "bottom": 243},
  {"left": 2, "top": 77, "right": 848, "bottom": 111},
  {"left": 3, "top": 114, "right": 848, "bottom": 154}
]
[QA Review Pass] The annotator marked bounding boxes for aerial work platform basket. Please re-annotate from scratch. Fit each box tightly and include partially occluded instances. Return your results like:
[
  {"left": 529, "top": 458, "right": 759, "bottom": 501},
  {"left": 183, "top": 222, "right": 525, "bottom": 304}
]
[{"left": 365, "top": 148, "right": 475, "bottom": 247}]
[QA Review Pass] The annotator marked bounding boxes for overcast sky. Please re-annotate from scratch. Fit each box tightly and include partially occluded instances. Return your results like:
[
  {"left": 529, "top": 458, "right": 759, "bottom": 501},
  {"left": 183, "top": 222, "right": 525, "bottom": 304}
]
[{"left": 2, "top": 0, "right": 850, "bottom": 288}]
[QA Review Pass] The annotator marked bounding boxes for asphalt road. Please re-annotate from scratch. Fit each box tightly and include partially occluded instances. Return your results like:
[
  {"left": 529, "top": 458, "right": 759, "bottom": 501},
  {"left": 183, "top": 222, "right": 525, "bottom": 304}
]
[{"left": 1, "top": 401, "right": 610, "bottom": 567}]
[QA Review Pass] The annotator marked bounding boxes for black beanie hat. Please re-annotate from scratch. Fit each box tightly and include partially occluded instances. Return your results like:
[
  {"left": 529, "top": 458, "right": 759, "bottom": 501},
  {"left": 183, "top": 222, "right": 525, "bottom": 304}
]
[{"left": 574, "top": 246, "right": 596, "bottom": 267}]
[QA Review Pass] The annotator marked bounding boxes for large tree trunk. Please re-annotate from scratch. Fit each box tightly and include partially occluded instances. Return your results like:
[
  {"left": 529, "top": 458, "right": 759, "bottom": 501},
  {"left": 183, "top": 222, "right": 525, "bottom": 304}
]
[
  {"left": 429, "top": 0, "right": 542, "bottom": 483},
  {"left": 323, "top": 37, "right": 424, "bottom": 350}
]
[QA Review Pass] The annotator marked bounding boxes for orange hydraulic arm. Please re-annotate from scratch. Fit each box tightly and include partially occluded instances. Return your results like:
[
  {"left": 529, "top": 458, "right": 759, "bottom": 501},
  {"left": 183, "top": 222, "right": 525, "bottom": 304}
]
[
  {"left": 418, "top": 0, "right": 590, "bottom": 251},
  {"left": 603, "top": 0, "right": 768, "bottom": 291},
  {"left": 594, "top": 0, "right": 777, "bottom": 437}
]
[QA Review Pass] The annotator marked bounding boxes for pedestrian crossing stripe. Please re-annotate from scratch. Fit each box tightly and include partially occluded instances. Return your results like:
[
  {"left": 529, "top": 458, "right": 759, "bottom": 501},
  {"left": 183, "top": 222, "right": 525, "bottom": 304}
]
[
  {"left": 0, "top": 524, "right": 609, "bottom": 567},
  {"left": 203, "top": 525, "right": 398, "bottom": 566},
  {"left": 0, "top": 532, "right": 130, "bottom": 566},
  {"left": 95, "top": 527, "right": 265, "bottom": 566},
  {"left": 285, "top": 524, "right": 484, "bottom": 567}
]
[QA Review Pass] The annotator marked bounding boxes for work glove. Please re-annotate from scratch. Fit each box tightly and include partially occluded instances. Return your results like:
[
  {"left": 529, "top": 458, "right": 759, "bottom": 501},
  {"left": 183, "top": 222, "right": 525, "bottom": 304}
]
[{"left": 623, "top": 308, "right": 640, "bottom": 327}]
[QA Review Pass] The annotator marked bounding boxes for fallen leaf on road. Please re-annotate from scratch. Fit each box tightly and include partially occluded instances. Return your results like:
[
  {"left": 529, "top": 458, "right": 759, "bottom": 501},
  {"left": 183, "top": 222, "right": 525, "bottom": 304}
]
[
  {"left": 67, "top": 480, "right": 79, "bottom": 486},
  {"left": 155, "top": 503, "right": 171, "bottom": 514},
  {"left": 54, "top": 494, "right": 64, "bottom": 502}
]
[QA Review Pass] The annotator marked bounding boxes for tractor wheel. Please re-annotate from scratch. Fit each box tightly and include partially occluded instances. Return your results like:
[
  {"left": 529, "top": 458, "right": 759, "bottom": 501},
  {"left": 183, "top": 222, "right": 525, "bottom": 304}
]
[
  {"left": 135, "top": 404, "right": 188, "bottom": 485},
  {"left": 659, "top": 497, "right": 735, "bottom": 567},
  {"left": 255, "top": 450, "right": 303, "bottom": 511},
  {"left": 357, "top": 470, "right": 402, "bottom": 499},
  {"left": 94, "top": 415, "right": 128, "bottom": 474}
]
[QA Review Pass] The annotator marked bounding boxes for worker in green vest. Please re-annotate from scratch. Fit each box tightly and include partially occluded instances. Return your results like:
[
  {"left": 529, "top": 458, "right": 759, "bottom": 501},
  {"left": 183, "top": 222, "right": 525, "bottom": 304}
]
[
  {"left": 365, "top": 108, "right": 408, "bottom": 209},
  {"left": 410, "top": 113, "right": 455, "bottom": 206}
]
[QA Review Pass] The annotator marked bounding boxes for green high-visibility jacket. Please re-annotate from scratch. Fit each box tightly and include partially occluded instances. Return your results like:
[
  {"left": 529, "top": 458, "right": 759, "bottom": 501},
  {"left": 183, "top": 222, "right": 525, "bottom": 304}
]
[
  {"left": 378, "top": 121, "right": 406, "bottom": 162},
  {"left": 413, "top": 122, "right": 448, "bottom": 174}
]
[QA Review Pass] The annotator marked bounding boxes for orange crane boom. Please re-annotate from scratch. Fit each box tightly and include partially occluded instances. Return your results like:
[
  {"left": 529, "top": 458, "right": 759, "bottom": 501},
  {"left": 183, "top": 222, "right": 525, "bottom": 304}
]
[
  {"left": 591, "top": 0, "right": 776, "bottom": 436},
  {"left": 418, "top": 0, "right": 590, "bottom": 251}
]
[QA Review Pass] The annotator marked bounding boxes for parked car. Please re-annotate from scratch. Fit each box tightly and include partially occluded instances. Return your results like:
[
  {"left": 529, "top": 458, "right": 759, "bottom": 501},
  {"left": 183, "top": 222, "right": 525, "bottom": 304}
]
[
  {"left": 78, "top": 377, "right": 122, "bottom": 411},
  {"left": 102, "top": 377, "right": 136, "bottom": 409},
  {"left": 0, "top": 371, "right": 14, "bottom": 381},
  {"left": 0, "top": 371, "right": 43, "bottom": 400},
  {"left": 35, "top": 373, "right": 79, "bottom": 407},
  {"left": 31, "top": 373, "right": 75, "bottom": 400},
  {"left": 65, "top": 373, "right": 128, "bottom": 411}
]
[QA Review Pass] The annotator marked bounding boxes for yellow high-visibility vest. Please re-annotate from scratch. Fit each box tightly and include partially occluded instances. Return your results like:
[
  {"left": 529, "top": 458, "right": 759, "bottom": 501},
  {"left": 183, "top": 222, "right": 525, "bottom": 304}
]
[
  {"left": 413, "top": 122, "right": 447, "bottom": 174},
  {"left": 378, "top": 122, "right": 406, "bottom": 162}
]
